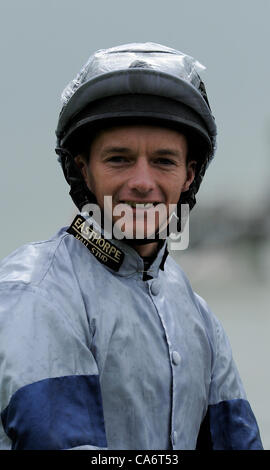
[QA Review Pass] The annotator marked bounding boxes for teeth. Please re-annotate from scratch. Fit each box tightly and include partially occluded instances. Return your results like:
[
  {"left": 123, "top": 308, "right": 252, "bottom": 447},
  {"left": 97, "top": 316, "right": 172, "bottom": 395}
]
[
  {"left": 143, "top": 203, "right": 154, "bottom": 209},
  {"left": 123, "top": 201, "right": 157, "bottom": 208}
]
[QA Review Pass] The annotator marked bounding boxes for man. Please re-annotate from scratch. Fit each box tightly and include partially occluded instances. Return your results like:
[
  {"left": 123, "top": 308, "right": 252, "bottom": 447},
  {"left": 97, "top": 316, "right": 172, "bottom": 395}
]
[{"left": 0, "top": 43, "right": 263, "bottom": 450}]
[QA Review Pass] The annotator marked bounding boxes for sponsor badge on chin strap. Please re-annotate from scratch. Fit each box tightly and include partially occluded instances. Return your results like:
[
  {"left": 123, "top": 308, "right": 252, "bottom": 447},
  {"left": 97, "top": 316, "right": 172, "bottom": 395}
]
[{"left": 67, "top": 214, "right": 124, "bottom": 272}]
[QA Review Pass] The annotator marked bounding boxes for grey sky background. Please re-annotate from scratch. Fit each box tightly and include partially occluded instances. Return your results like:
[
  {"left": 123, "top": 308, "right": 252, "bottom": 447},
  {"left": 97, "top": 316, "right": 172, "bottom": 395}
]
[
  {"left": 0, "top": 0, "right": 270, "bottom": 257},
  {"left": 0, "top": 0, "right": 270, "bottom": 448}
]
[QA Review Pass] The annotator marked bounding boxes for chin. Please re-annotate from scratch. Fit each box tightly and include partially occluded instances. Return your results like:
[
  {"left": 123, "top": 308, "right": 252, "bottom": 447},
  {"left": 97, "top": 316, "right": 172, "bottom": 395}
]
[{"left": 113, "top": 220, "right": 158, "bottom": 241}]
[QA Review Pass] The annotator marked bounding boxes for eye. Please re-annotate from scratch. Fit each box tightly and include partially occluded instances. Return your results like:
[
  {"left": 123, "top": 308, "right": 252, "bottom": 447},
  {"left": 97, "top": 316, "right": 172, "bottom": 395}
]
[
  {"left": 154, "top": 157, "right": 176, "bottom": 166},
  {"left": 106, "top": 156, "right": 129, "bottom": 164}
]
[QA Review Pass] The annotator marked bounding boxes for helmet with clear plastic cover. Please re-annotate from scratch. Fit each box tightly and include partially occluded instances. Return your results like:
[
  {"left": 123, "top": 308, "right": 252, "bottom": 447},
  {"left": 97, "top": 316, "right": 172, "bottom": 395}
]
[{"left": 55, "top": 42, "right": 217, "bottom": 217}]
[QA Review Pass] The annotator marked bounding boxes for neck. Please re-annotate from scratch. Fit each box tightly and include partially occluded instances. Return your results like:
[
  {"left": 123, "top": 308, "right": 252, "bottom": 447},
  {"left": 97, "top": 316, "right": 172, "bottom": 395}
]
[{"left": 133, "top": 241, "right": 159, "bottom": 258}]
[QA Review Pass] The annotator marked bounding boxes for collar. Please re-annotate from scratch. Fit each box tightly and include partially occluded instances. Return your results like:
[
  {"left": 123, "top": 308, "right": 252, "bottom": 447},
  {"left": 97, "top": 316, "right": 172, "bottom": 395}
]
[{"left": 66, "top": 213, "right": 169, "bottom": 280}]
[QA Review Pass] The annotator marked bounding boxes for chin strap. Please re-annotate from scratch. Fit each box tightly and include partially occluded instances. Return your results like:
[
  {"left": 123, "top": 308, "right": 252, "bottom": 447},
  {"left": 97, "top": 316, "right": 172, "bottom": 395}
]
[{"left": 55, "top": 145, "right": 98, "bottom": 209}]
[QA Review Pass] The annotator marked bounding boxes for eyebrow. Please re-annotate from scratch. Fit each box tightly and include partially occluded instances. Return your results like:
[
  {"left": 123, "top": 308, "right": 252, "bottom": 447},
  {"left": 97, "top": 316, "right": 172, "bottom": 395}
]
[
  {"left": 102, "top": 146, "right": 133, "bottom": 155},
  {"left": 101, "top": 146, "right": 182, "bottom": 157},
  {"left": 152, "top": 149, "right": 182, "bottom": 157}
]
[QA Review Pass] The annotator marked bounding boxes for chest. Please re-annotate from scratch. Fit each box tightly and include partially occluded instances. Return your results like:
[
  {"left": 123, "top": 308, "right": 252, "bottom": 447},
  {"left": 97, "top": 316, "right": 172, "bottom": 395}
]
[{"left": 83, "top": 273, "right": 212, "bottom": 392}]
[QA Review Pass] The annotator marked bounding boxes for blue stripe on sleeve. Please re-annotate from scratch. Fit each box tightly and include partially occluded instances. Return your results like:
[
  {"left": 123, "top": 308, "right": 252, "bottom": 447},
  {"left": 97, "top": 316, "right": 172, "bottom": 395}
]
[
  {"left": 197, "top": 398, "right": 263, "bottom": 450},
  {"left": 1, "top": 375, "right": 107, "bottom": 450}
]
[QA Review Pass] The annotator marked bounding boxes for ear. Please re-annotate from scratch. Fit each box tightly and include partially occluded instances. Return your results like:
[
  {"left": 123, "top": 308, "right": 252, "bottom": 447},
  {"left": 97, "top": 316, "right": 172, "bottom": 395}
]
[
  {"left": 182, "top": 161, "right": 196, "bottom": 192},
  {"left": 74, "top": 155, "right": 88, "bottom": 184}
]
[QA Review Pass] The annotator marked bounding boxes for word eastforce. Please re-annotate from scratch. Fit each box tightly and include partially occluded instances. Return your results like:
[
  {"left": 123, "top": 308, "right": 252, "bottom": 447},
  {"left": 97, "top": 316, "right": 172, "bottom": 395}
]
[{"left": 81, "top": 196, "right": 190, "bottom": 250}]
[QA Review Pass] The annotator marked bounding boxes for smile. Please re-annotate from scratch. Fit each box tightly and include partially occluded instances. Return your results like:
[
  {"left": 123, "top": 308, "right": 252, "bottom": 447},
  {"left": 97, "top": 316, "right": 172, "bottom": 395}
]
[{"left": 120, "top": 201, "right": 160, "bottom": 209}]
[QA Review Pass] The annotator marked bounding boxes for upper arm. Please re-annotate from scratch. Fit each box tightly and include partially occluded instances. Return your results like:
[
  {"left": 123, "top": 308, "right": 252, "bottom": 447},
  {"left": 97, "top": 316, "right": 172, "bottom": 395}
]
[
  {"left": 0, "top": 283, "right": 107, "bottom": 450},
  {"left": 195, "top": 294, "right": 263, "bottom": 450}
]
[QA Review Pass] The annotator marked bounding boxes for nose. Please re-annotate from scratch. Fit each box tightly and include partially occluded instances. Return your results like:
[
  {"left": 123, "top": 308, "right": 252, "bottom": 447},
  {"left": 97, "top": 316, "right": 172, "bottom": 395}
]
[{"left": 127, "top": 157, "right": 155, "bottom": 195}]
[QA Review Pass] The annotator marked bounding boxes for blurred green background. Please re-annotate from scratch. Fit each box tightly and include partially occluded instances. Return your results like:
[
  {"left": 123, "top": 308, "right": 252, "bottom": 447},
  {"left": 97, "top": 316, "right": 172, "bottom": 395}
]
[{"left": 1, "top": 0, "right": 269, "bottom": 448}]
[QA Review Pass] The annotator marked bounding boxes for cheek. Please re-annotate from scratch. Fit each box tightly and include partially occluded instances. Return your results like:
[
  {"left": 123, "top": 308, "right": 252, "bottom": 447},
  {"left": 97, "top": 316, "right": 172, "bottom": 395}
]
[
  {"left": 169, "top": 168, "right": 189, "bottom": 201},
  {"left": 167, "top": 182, "right": 182, "bottom": 204},
  {"left": 87, "top": 162, "right": 102, "bottom": 194},
  {"left": 88, "top": 168, "right": 119, "bottom": 209},
  {"left": 87, "top": 171, "right": 96, "bottom": 192}
]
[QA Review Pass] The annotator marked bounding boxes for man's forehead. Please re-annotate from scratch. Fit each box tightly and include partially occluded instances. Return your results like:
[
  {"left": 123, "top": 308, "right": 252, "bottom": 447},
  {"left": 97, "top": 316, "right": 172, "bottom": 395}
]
[{"left": 91, "top": 123, "right": 188, "bottom": 149}]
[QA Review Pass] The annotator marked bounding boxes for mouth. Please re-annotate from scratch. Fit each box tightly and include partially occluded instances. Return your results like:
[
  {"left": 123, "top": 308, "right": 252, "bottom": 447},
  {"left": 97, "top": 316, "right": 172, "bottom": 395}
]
[{"left": 119, "top": 201, "right": 161, "bottom": 209}]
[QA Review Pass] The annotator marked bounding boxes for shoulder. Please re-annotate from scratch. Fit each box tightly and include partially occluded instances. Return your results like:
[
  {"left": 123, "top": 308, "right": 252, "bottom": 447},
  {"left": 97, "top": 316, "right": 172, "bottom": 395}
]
[
  {"left": 0, "top": 227, "right": 69, "bottom": 286},
  {"left": 0, "top": 227, "right": 93, "bottom": 352},
  {"left": 164, "top": 254, "right": 210, "bottom": 313},
  {"left": 164, "top": 254, "right": 224, "bottom": 347},
  {"left": 0, "top": 227, "right": 90, "bottom": 325},
  {"left": 0, "top": 224, "right": 97, "bottom": 289}
]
